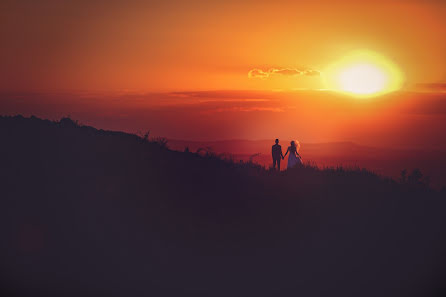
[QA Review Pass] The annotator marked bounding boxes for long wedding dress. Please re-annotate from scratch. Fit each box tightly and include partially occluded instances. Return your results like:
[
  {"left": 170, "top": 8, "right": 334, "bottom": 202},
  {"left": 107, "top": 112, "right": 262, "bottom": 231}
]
[{"left": 287, "top": 146, "right": 302, "bottom": 169}]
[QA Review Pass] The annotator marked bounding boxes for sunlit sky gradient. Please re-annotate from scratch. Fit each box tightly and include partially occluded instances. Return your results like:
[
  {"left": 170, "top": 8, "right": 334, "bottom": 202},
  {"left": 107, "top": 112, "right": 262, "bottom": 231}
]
[
  {"left": 1, "top": 0, "right": 445, "bottom": 91},
  {"left": 1, "top": 0, "right": 446, "bottom": 147}
]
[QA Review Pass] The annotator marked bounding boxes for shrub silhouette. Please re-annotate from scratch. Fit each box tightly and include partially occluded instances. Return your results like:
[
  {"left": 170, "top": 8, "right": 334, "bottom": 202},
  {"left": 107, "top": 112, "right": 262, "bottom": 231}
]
[
  {"left": 1, "top": 115, "right": 446, "bottom": 297},
  {"left": 408, "top": 168, "right": 423, "bottom": 184},
  {"left": 59, "top": 116, "right": 79, "bottom": 128},
  {"left": 400, "top": 168, "right": 408, "bottom": 183},
  {"left": 151, "top": 136, "right": 168, "bottom": 148}
]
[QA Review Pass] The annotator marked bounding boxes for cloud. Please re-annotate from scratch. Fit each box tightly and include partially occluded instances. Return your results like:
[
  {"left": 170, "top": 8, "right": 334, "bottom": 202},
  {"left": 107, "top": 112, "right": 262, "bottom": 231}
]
[
  {"left": 303, "top": 69, "right": 321, "bottom": 76},
  {"left": 247, "top": 69, "right": 271, "bottom": 79},
  {"left": 411, "top": 83, "right": 446, "bottom": 93},
  {"left": 270, "top": 68, "right": 302, "bottom": 76},
  {"left": 204, "top": 107, "right": 285, "bottom": 113},
  {"left": 169, "top": 90, "right": 278, "bottom": 100},
  {"left": 248, "top": 67, "right": 321, "bottom": 79}
]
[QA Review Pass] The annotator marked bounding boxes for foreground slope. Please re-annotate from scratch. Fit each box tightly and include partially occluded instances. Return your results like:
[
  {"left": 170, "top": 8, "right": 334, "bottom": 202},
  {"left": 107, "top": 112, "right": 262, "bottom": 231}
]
[{"left": 1, "top": 115, "right": 446, "bottom": 297}]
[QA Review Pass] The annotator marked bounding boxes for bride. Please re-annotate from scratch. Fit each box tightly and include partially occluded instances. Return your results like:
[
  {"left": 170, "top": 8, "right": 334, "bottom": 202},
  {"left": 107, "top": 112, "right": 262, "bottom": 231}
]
[{"left": 284, "top": 140, "right": 302, "bottom": 169}]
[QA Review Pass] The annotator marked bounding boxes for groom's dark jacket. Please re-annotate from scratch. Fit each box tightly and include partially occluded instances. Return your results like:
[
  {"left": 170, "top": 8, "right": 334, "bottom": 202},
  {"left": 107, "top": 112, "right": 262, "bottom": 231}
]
[{"left": 272, "top": 144, "right": 283, "bottom": 160}]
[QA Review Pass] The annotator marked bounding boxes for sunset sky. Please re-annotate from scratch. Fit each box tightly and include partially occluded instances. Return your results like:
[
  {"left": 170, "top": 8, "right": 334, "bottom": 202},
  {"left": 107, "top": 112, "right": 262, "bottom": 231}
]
[{"left": 1, "top": 0, "right": 446, "bottom": 147}]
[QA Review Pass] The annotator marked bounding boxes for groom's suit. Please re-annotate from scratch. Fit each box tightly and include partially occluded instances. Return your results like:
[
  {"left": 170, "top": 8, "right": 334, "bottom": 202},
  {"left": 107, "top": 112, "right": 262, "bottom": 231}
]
[{"left": 272, "top": 144, "right": 284, "bottom": 170}]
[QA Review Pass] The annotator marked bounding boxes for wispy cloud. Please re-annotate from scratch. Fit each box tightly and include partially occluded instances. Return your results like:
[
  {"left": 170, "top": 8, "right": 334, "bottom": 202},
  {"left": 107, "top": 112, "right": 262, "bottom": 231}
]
[
  {"left": 411, "top": 83, "right": 446, "bottom": 93},
  {"left": 202, "top": 107, "right": 285, "bottom": 114},
  {"left": 248, "top": 67, "right": 321, "bottom": 79}
]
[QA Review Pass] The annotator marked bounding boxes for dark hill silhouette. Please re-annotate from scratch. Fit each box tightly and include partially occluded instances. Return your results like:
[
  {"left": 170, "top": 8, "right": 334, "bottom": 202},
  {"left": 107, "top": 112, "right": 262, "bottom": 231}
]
[
  {"left": 1, "top": 115, "right": 446, "bottom": 297},
  {"left": 167, "top": 139, "right": 446, "bottom": 188}
]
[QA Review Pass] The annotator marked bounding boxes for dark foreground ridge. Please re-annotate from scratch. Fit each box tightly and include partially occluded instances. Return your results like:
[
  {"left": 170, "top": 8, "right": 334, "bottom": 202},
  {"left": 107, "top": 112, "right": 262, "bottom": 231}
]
[{"left": 1, "top": 115, "right": 446, "bottom": 297}]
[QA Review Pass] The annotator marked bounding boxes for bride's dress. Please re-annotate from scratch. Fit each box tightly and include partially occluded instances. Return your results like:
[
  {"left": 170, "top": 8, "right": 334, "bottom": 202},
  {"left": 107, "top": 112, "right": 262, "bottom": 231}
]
[{"left": 287, "top": 149, "right": 302, "bottom": 169}]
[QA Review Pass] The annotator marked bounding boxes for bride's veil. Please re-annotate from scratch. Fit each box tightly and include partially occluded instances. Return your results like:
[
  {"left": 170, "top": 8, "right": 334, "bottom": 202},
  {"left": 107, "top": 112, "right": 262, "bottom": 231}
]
[{"left": 294, "top": 140, "right": 301, "bottom": 152}]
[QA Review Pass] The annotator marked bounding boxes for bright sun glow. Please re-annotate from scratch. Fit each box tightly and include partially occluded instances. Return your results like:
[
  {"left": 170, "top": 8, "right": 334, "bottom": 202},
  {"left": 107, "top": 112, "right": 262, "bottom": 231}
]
[{"left": 323, "top": 50, "right": 404, "bottom": 97}]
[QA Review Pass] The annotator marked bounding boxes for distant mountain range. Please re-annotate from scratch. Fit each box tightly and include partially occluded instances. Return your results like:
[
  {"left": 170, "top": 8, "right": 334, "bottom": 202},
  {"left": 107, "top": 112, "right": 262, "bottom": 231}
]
[{"left": 168, "top": 139, "right": 446, "bottom": 188}]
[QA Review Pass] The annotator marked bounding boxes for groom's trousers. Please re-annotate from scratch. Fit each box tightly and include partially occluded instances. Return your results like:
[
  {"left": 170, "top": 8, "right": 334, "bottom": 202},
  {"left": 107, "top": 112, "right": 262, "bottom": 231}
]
[{"left": 273, "top": 157, "right": 281, "bottom": 170}]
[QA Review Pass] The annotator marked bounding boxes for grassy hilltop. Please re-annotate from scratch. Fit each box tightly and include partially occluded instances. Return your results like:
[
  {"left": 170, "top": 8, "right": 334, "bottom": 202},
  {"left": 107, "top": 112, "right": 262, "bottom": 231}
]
[{"left": 1, "top": 115, "right": 446, "bottom": 297}]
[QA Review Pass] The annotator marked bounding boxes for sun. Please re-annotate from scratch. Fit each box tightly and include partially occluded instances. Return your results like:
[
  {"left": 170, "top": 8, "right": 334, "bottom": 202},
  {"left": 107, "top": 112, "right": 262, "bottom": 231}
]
[
  {"left": 323, "top": 50, "right": 404, "bottom": 97},
  {"left": 338, "top": 63, "right": 387, "bottom": 95}
]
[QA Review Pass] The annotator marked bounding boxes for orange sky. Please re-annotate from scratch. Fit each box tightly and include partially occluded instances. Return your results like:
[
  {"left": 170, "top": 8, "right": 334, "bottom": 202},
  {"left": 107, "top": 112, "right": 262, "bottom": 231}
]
[
  {"left": 1, "top": 0, "right": 446, "bottom": 91},
  {"left": 1, "top": 0, "right": 446, "bottom": 147},
  {"left": 2, "top": 90, "right": 446, "bottom": 149}
]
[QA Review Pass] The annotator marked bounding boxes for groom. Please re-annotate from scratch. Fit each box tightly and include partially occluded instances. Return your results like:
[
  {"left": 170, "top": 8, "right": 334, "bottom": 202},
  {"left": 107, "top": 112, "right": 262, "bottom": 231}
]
[{"left": 272, "top": 139, "right": 284, "bottom": 170}]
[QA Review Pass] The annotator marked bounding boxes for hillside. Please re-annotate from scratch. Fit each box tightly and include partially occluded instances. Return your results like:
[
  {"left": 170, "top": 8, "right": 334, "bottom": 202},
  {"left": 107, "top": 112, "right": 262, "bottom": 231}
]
[
  {"left": 1, "top": 115, "right": 446, "bottom": 297},
  {"left": 167, "top": 139, "right": 446, "bottom": 188}
]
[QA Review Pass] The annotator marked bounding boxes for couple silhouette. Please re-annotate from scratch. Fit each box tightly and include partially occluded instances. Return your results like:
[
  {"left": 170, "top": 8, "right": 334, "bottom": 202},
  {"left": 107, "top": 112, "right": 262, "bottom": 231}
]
[{"left": 272, "top": 139, "right": 302, "bottom": 170}]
